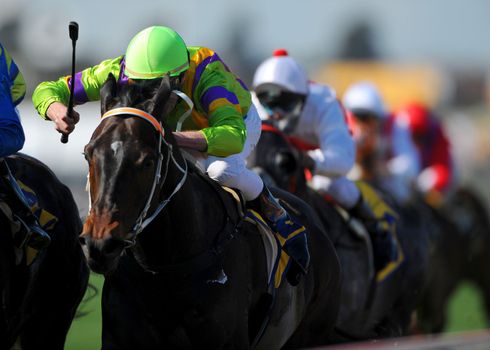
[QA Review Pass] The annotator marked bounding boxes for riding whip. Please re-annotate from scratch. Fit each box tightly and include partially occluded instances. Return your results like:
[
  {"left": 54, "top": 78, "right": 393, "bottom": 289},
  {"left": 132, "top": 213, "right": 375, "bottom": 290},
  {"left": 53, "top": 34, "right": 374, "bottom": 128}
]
[{"left": 61, "top": 21, "right": 79, "bottom": 144}]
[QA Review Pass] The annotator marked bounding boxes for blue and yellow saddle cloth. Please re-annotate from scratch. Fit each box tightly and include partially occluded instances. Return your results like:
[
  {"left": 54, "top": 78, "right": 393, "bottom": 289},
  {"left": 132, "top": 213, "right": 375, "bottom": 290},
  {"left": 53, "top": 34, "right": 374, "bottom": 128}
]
[
  {"left": 18, "top": 180, "right": 58, "bottom": 231},
  {"left": 355, "top": 181, "right": 404, "bottom": 282},
  {"left": 18, "top": 180, "right": 58, "bottom": 264},
  {"left": 245, "top": 210, "right": 292, "bottom": 290}
]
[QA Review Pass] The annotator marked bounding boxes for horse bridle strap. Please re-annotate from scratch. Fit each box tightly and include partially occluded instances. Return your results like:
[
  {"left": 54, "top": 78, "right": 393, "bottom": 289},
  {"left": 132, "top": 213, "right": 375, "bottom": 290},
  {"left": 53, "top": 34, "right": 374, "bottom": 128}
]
[
  {"left": 102, "top": 107, "right": 165, "bottom": 136},
  {"left": 132, "top": 164, "right": 245, "bottom": 276},
  {"left": 99, "top": 106, "right": 188, "bottom": 239}
]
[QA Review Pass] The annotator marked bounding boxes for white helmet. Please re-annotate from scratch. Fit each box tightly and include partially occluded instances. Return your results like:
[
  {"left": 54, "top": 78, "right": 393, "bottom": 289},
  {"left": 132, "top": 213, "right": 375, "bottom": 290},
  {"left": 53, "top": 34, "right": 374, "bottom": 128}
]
[
  {"left": 342, "top": 81, "right": 386, "bottom": 119},
  {"left": 253, "top": 49, "right": 308, "bottom": 95}
]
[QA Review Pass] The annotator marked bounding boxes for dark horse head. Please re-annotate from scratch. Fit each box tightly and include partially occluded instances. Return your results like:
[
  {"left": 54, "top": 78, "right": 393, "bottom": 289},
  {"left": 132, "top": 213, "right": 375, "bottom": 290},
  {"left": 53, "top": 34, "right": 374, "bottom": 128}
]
[
  {"left": 251, "top": 123, "right": 308, "bottom": 195},
  {"left": 80, "top": 74, "right": 182, "bottom": 275}
]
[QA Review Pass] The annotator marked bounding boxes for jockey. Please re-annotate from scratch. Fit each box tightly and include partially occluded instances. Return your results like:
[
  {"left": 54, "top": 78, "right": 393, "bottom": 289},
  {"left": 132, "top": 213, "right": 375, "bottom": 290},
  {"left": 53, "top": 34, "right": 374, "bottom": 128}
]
[
  {"left": 342, "top": 82, "right": 420, "bottom": 205},
  {"left": 0, "top": 42, "right": 51, "bottom": 249},
  {"left": 252, "top": 49, "right": 398, "bottom": 272},
  {"left": 394, "top": 102, "right": 455, "bottom": 207},
  {"left": 32, "top": 26, "right": 309, "bottom": 283}
]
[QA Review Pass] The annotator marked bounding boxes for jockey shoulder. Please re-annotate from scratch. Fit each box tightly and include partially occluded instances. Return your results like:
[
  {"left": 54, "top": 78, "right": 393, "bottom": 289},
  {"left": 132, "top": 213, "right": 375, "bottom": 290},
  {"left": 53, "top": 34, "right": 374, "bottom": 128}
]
[{"left": 0, "top": 43, "right": 26, "bottom": 157}]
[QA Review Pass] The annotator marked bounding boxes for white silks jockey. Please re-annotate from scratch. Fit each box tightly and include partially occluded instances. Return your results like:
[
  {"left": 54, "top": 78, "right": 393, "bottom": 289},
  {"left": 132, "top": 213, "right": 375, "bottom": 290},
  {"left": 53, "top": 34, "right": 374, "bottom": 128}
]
[
  {"left": 342, "top": 81, "right": 421, "bottom": 205},
  {"left": 252, "top": 49, "right": 399, "bottom": 272}
]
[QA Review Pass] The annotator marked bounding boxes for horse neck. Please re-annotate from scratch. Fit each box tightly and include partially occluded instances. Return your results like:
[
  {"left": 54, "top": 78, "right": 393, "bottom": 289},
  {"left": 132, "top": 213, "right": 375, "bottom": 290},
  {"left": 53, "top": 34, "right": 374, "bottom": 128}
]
[
  {"left": 292, "top": 167, "right": 309, "bottom": 197},
  {"left": 139, "top": 159, "right": 226, "bottom": 266}
]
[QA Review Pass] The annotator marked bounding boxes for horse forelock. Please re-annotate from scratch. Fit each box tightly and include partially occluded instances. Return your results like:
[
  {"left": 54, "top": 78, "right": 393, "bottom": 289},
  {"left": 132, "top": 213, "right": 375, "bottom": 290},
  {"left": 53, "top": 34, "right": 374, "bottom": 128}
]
[{"left": 252, "top": 127, "right": 308, "bottom": 197}]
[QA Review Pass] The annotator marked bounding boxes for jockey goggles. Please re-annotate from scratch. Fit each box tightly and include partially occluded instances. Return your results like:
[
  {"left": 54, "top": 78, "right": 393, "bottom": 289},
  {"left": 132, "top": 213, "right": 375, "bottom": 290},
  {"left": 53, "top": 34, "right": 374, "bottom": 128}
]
[
  {"left": 351, "top": 108, "right": 382, "bottom": 122},
  {"left": 256, "top": 89, "right": 306, "bottom": 116}
]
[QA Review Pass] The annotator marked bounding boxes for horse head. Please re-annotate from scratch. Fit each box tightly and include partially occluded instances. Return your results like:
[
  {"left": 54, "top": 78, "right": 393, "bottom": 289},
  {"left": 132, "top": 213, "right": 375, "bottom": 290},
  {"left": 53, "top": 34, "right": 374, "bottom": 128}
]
[
  {"left": 252, "top": 123, "right": 306, "bottom": 194},
  {"left": 80, "top": 74, "right": 181, "bottom": 274}
]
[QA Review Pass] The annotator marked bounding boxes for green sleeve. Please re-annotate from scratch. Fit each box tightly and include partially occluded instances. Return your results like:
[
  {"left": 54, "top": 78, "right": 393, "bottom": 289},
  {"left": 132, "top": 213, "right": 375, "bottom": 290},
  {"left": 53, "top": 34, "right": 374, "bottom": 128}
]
[
  {"left": 32, "top": 55, "right": 124, "bottom": 119},
  {"left": 194, "top": 70, "right": 248, "bottom": 157},
  {"left": 200, "top": 111, "right": 246, "bottom": 157}
]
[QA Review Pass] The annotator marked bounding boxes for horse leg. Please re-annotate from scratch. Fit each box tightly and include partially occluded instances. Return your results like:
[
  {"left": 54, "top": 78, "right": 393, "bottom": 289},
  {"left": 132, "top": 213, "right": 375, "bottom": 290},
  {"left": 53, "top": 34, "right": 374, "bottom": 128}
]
[
  {"left": 268, "top": 188, "right": 342, "bottom": 348},
  {"left": 19, "top": 247, "right": 89, "bottom": 349},
  {"left": 282, "top": 230, "right": 341, "bottom": 348}
]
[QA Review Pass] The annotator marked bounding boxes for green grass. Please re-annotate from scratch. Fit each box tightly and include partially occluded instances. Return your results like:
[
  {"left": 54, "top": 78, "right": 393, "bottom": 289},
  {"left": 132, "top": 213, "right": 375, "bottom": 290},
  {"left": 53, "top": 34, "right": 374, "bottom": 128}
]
[
  {"left": 65, "top": 274, "right": 104, "bottom": 350},
  {"left": 444, "top": 281, "right": 488, "bottom": 333},
  {"left": 64, "top": 276, "right": 488, "bottom": 349}
]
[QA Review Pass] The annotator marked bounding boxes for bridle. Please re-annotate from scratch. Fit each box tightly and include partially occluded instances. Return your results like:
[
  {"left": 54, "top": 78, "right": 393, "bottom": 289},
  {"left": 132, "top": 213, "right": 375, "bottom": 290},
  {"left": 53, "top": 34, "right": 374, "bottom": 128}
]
[
  {"left": 88, "top": 93, "right": 243, "bottom": 277},
  {"left": 92, "top": 106, "right": 188, "bottom": 247}
]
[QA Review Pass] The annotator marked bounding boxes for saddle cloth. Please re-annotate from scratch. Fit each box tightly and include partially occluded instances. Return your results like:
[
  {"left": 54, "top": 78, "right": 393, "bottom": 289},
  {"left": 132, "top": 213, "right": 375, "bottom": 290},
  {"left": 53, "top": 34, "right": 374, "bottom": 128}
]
[
  {"left": 0, "top": 180, "right": 58, "bottom": 265},
  {"left": 326, "top": 180, "right": 405, "bottom": 283},
  {"left": 355, "top": 181, "right": 404, "bottom": 282},
  {"left": 221, "top": 186, "right": 290, "bottom": 290}
]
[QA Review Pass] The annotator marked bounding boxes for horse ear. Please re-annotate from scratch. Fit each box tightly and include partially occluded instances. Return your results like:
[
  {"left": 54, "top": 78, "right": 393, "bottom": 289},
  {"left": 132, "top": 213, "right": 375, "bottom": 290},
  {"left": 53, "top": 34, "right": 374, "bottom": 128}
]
[
  {"left": 100, "top": 73, "right": 118, "bottom": 115},
  {"left": 150, "top": 75, "right": 173, "bottom": 119}
]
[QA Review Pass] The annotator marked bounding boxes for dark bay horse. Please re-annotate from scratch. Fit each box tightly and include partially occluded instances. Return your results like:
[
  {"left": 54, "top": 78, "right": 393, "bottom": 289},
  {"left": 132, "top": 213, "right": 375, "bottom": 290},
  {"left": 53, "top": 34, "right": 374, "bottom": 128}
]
[
  {"left": 79, "top": 74, "right": 341, "bottom": 349},
  {"left": 0, "top": 153, "right": 89, "bottom": 349},
  {"left": 416, "top": 186, "right": 490, "bottom": 333},
  {"left": 250, "top": 123, "right": 430, "bottom": 340}
]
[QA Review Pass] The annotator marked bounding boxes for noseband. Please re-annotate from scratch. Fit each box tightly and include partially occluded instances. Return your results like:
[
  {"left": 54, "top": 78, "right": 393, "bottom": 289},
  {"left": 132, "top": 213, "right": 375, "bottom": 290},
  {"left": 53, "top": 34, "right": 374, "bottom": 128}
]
[{"left": 94, "top": 107, "right": 188, "bottom": 245}]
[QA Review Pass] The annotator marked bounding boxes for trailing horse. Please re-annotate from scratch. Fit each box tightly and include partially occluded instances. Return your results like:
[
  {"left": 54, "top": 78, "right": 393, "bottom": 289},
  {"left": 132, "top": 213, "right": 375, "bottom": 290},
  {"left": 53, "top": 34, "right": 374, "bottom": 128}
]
[
  {"left": 0, "top": 153, "right": 89, "bottom": 349},
  {"left": 416, "top": 186, "right": 490, "bottom": 333},
  {"left": 250, "top": 123, "right": 430, "bottom": 340},
  {"left": 79, "top": 74, "right": 341, "bottom": 349}
]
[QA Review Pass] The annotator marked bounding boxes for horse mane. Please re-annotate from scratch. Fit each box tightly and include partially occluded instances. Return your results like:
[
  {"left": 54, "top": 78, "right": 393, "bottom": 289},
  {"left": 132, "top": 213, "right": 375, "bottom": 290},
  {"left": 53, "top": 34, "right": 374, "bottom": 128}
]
[{"left": 100, "top": 73, "right": 178, "bottom": 122}]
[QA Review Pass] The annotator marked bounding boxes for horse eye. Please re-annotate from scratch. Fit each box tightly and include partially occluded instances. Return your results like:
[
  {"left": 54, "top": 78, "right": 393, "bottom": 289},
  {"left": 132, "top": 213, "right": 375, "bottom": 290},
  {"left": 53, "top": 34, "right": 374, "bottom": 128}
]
[
  {"left": 144, "top": 159, "right": 154, "bottom": 169},
  {"left": 275, "top": 152, "right": 297, "bottom": 174},
  {"left": 139, "top": 155, "right": 155, "bottom": 169}
]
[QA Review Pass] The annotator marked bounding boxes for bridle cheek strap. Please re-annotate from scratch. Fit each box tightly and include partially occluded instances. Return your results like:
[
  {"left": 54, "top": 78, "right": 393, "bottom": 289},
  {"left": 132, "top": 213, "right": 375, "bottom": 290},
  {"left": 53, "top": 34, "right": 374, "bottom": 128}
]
[{"left": 97, "top": 107, "right": 188, "bottom": 244}]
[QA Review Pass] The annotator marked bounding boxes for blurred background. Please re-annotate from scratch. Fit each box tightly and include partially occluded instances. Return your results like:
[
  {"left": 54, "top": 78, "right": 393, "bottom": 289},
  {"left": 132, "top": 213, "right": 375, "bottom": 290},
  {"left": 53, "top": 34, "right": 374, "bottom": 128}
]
[{"left": 2, "top": 0, "right": 490, "bottom": 348}]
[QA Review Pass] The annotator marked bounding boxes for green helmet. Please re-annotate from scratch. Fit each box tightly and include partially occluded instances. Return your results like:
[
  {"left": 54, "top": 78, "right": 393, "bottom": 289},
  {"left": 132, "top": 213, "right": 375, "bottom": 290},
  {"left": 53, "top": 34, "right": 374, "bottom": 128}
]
[{"left": 124, "top": 26, "right": 189, "bottom": 79}]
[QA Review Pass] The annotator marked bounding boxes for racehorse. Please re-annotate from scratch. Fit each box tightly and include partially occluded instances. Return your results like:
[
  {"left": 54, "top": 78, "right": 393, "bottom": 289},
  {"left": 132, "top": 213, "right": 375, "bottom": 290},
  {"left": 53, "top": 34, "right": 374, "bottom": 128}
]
[
  {"left": 416, "top": 186, "right": 490, "bottom": 333},
  {"left": 0, "top": 153, "right": 89, "bottom": 349},
  {"left": 250, "top": 123, "right": 430, "bottom": 340},
  {"left": 79, "top": 74, "right": 341, "bottom": 349}
]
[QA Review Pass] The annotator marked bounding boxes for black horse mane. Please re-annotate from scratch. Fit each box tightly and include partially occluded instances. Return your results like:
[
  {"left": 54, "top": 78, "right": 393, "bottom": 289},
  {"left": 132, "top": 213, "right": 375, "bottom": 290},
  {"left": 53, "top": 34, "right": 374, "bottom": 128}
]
[{"left": 100, "top": 73, "right": 179, "bottom": 120}]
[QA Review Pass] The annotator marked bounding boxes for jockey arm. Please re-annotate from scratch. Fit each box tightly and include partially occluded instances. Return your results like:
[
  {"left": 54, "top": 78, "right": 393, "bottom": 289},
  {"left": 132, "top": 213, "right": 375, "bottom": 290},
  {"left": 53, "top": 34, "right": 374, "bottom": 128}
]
[
  {"left": 188, "top": 59, "right": 249, "bottom": 156},
  {"left": 417, "top": 124, "right": 453, "bottom": 194},
  {"left": 32, "top": 47, "right": 247, "bottom": 158},
  {"left": 387, "top": 116, "right": 421, "bottom": 184},
  {"left": 0, "top": 44, "right": 26, "bottom": 157},
  {"left": 308, "top": 97, "right": 356, "bottom": 178},
  {"left": 32, "top": 56, "right": 124, "bottom": 135}
]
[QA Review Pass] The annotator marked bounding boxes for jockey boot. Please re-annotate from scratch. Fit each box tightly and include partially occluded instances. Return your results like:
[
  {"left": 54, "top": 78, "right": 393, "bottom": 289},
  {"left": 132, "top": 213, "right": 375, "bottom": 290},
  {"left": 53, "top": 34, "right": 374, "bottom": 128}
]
[
  {"left": 0, "top": 159, "right": 51, "bottom": 250},
  {"left": 349, "top": 195, "right": 398, "bottom": 272},
  {"left": 248, "top": 185, "right": 310, "bottom": 285}
]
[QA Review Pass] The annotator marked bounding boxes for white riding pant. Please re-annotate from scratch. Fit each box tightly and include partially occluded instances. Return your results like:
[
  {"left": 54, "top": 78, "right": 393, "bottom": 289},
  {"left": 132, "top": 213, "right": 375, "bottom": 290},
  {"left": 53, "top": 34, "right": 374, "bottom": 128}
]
[
  {"left": 309, "top": 174, "right": 360, "bottom": 209},
  {"left": 205, "top": 105, "right": 263, "bottom": 201}
]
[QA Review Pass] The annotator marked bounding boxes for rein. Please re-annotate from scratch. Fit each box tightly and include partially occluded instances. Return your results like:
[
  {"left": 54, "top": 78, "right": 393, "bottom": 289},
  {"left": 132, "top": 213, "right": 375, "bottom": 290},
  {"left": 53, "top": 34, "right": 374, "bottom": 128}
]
[
  {"left": 261, "top": 123, "right": 317, "bottom": 151},
  {"left": 99, "top": 107, "right": 188, "bottom": 244}
]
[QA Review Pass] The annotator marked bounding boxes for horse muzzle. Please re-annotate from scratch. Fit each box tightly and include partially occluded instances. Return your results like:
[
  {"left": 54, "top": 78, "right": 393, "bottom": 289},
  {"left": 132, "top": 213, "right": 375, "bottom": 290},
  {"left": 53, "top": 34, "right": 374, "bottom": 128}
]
[{"left": 79, "top": 234, "right": 127, "bottom": 275}]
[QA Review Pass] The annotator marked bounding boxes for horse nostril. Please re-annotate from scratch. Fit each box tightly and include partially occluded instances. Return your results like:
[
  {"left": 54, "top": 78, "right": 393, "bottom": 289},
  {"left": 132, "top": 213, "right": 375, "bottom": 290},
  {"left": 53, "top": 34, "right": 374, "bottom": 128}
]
[{"left": 79, "top": 235, "right": 87, "bottom": 246}]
